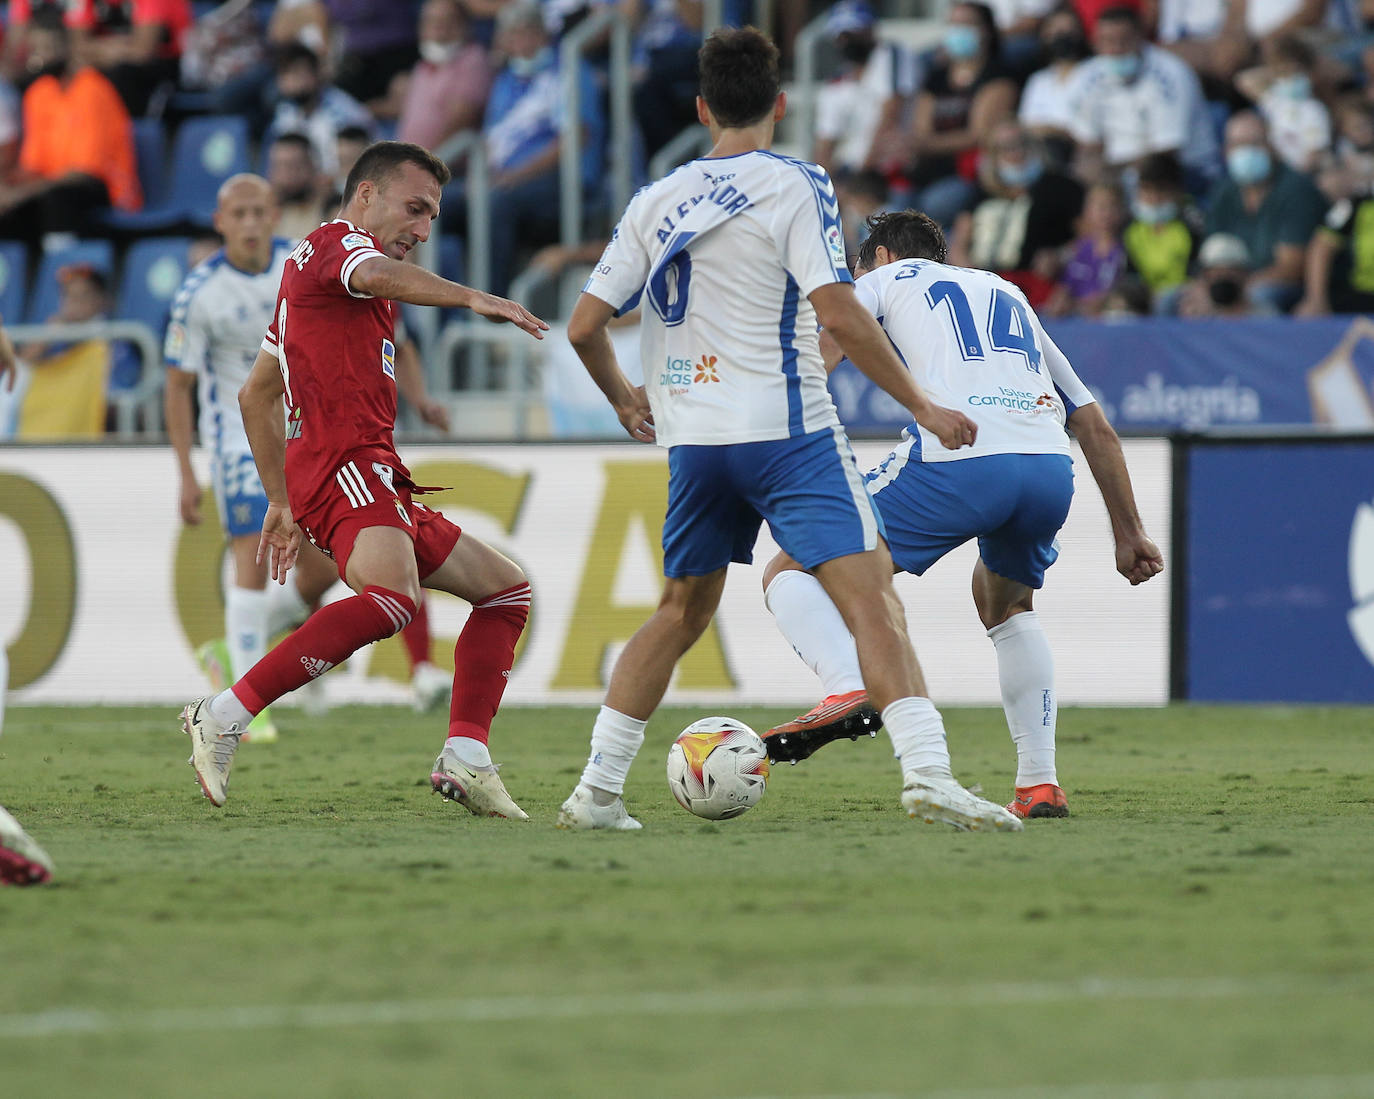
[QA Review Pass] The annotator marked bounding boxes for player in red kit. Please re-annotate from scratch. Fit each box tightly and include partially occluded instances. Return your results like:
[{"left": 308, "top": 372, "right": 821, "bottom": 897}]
[{"left": 180, "top": 140, "right": 548, "bottom": 819}]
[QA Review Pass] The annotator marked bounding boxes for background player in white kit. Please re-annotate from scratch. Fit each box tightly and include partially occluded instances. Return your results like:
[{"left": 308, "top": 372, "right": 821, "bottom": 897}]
[
  {"left": 556, "top": 27, "right": 1022, "bottom": 834},
  {"left": 762, "top": 211, "right": 1164, "bottom": 819}
]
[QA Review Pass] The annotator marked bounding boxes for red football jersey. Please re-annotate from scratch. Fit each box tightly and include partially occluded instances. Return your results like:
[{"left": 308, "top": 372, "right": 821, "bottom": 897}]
[{"left": 262, "top": 219, "right": 407, "bottom": 519}]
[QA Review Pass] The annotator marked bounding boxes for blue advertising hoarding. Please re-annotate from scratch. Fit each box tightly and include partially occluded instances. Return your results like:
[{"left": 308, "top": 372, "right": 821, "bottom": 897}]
[
  {"left": 831, "top": 316, "right": 1374, "bottom": 435},
  {"left": 1185, "top": 439, "right": 1374, "bottom": 702}
]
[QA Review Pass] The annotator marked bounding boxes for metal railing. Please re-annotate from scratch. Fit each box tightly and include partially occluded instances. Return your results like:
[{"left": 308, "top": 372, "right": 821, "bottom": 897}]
[
  {"left": 431, "top": 319, "right": 545, "bottom": 439},
  {"left": 5, "top": 320, "right": 162, "bottom": 437},
  {"left": 559, "top": 7, "right": 634, "bottom": 250}
]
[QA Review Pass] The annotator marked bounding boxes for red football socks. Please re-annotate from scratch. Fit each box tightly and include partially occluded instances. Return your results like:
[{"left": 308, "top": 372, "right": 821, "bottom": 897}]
[
  {"left": 447, "top": 582, "right": 531, "bottom": 744},
  {"left": 235, "top": 585, "right": 416, "bottom": 714},
  {"left": 400, "top": 599, "right": 432, "bottom": 672}
]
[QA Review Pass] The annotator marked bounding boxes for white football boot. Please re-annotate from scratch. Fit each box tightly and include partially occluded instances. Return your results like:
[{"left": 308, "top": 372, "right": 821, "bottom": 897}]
[
  {"left": 430, "top": 745, "right": 529, "bottom": 820},
  {"left": 0, "top": 804, "right": 54, "bottom": 886},
  {"left": 901, "top": 772, "right": 1024, "bottom": 832},
  {"left": 410, "top": 662, "right": 451, "bottom": 713},
  {"left": 555, "top": 784, "right": 642, "bottom": 831},
  {"left": 182, "top": 697, "right": 242, "bottom": 807}
]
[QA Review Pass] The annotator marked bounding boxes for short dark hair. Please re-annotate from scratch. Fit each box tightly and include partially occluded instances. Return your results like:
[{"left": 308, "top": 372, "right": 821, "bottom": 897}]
[
  {"left": 1137, "top": 151, "right": 1183, "bottom": 190},
  {"left": 337, "top": 124, "right": 372, "bottom": 145},
  {"left": 698, "top": 27, "right": 780, "bottom": 129},
  {"left": 1096, "top": 5, "right": 1142, "bottom": 32},
  {"left": 276, "top": 42, "right": 320, "bottom": 74},
  {"left": 30, "top": 7, "right": 67, "bottom": 34},
  {"left": 856, "top": 210, "right": 947, "bottom": 268},
  {"left": 271, "top": 131, "right": 316, "bottom": 161},
  {"left": 341, "top": 141, "right": 451, "bottom": 203}
]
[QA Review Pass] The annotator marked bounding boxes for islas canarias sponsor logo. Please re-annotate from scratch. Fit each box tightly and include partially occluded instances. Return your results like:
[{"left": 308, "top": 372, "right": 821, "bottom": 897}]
[
  {"left": 660, "top": 353, "right": 720, "bottom": 394},
  {"left": 967, "top": 386, "right": 1057, "bottom": 414}
]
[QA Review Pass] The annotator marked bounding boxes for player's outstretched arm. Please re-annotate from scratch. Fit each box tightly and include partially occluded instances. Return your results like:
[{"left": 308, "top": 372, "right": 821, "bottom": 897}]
[
  {"left": 164, "top": 367, "right": 203, "bottom": 524},
  {"left": 567, "top": 292, "right": 654, "bottom": 443},
  {"left": 239, "top": 348, "right": 300, "bottom": 582},
  {"left": 809, "top": 283, "right": 976, "bottom": 450},
  {"left": 1067, "top": 402, "right": 1164, "bottom": 586},
  {"left": 348, "top": 257, "right": 549, "bottom": 338}
]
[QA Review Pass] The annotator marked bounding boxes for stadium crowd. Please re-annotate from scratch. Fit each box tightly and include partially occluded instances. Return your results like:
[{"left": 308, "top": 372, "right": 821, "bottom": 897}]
[{"left": 1, "top": 0, "right": 1373, "bottom": 435}]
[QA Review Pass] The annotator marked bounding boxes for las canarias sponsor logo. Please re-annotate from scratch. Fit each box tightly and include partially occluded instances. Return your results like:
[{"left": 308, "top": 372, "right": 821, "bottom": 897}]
[
  {"left": 966, "top": 387, "right": 1057, "bottom": 414},
  {"left": 661, "top": 353, "right": 721, "bottom": 394}
]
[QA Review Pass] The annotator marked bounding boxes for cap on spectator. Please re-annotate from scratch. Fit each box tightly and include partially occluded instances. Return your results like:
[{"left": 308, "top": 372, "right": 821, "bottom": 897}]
[
  {"left": 826, "top": 0, "right": 875, "bottom": 38},
  {"left": 1197, "top": 234, "right": 1250, "bottom": 270}
]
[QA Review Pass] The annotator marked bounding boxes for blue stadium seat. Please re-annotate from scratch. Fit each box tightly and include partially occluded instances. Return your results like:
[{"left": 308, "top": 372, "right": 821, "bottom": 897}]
[
  {"left": 0, "top": 240, "right": 27, "bottom": 324},
  {"left": 115, "top": 237, "right": 192, "bottom": 337},
  {"left": 25, "top": 239, "right": 116, "bottom": 323},
  {"left": 131, "top": 118, "right": 170, "bottom": 211},
  {"left": 105, "top": 115, "right": 251, "bottom": 231}
]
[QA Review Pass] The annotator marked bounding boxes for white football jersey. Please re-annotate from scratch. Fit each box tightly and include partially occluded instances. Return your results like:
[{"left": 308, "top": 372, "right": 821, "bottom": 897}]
[
  {"left": 853, "top": 259, "right": 1096, "bottom": 462},
  {"left": 583, "top": 151, "right": 853, "bottom": 447},
  {"left": 164, "top": 240, "right": 293, "bottom": 458}
]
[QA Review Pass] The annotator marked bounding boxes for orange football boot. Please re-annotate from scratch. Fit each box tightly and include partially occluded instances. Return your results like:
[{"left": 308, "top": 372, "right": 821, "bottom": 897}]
[
  {"left": 761, "top": 690, "right": 882, "bottom": 764},
  {"left": 1007, "top": 783, "right": 1070, "bottom": 819}
]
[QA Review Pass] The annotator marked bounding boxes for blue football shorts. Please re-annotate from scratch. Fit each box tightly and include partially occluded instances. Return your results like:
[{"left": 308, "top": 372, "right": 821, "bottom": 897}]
[
  {"left": 662, "top": 424, "right": 886, "bottom": 578},
  {"left": 213, "top": 449, "right": 270, "bottom": 538},
  {"left": 865, "top": 448, "right": 1074, "bottom": 588}
]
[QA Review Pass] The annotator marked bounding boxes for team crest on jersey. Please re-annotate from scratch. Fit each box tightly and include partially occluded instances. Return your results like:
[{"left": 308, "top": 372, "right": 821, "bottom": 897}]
[
  {"left": 693, "top": 354, "right": 719, "bottom": 383},
  {"left": 341, "top": 232, "right": 373, "bottom": 251},
  {"left": 381, "top": 338, "right": 395, "bottom": 379},
  {"left": 285, "top": 406, "right": 303, "bottom": 440}
]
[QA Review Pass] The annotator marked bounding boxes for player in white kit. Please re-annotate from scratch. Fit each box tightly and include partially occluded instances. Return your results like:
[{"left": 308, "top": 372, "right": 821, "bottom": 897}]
[
  {"left": 165, "top": 175, "right": 343, "bottom": 741},
  {"left": 556, "top": 28, "right": 1022, "bottom": 833},
  {"left": 762, "top": 211, "right": 1164, "bottom": 818}
]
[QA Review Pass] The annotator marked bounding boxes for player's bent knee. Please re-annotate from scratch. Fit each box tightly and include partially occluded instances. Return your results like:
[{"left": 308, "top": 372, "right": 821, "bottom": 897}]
[{"left": 361, "top": 585, "right": 417, "bottom": 638}]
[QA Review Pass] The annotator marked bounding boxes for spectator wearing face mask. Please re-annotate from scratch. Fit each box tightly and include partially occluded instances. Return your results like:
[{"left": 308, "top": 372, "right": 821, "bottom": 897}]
[
  {"left": 948, "top": 118, "right": 1082, "bottom": 304},
  {"left": 1066, "top": 5, "right": 1218, "bottom": 188},
  {"left": 812, "top": 0, "right": 921, "bottom": 181},
  {"left": 395, "top": 0, "right": 492, "bottom": 155},
  {"left": 901, "top": 1, "right": 1017, "bottom": 228},
  {"left": 1204, "top": 108, "right": 1325, "bottom": 314},
  {"left": 1123, "top": 151, "right": 1201, "bottom": 312},
  {"left": 1179, "top": 233, "right": 1257, "bottom": 318},
  {"left": 265, "top": 42, "right": 375, "bottom": 177},
  {"left": 1017, "top": 5, "right": 1090, "bottom": 167},
  {"left": 1237, "top": 34, "right": 1331, "bottom": 174}
]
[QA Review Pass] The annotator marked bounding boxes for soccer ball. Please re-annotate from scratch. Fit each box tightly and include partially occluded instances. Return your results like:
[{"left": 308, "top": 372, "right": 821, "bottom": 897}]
[{"left": 666, "top": 717, "right": 770, "bottom": 820}]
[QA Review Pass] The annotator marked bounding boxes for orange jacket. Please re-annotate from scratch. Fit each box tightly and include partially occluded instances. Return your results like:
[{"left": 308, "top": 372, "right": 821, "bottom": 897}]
[{"left": 20, "top": 67, "right": 143, "bottom": 212}]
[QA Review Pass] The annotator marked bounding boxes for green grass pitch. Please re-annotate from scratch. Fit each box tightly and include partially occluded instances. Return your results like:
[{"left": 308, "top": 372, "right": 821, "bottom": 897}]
[{"left": 1, "top": 702, "right": 1372, "bottom": 1098}]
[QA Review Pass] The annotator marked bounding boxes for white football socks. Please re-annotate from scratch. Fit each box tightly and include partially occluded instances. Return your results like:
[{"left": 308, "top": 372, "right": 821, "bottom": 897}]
[
  {"left": 445, "top": 736, "right": 493, "bottom": 770},
  {"left": 265, "top": 575, "right": 312, "bottom": 636},
  {"left": 763, "top": 569, "right": 865, "bottom": 697},
  {"left": 579, "top": 706, "right": 647, "bottom": 798},
  {"left": 225, "top": 585, "right": 270, "bottom": 682},
  {"left": 208, "top": 688, "right": 253, "bottom": 728},
  {"left": 0, "top": 646, "right": 8, "bottom": 739},
  {"left": 988, "top": 611, "right": 1058, "bottom": 787},
  {"left": 884, "top": 696, "right": 954, "bottom": 780}
]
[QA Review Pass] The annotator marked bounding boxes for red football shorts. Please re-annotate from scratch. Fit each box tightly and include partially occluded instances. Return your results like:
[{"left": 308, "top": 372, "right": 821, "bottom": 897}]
[{"left": 296, "top": 456, "right": 461, "bottom": 582}]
